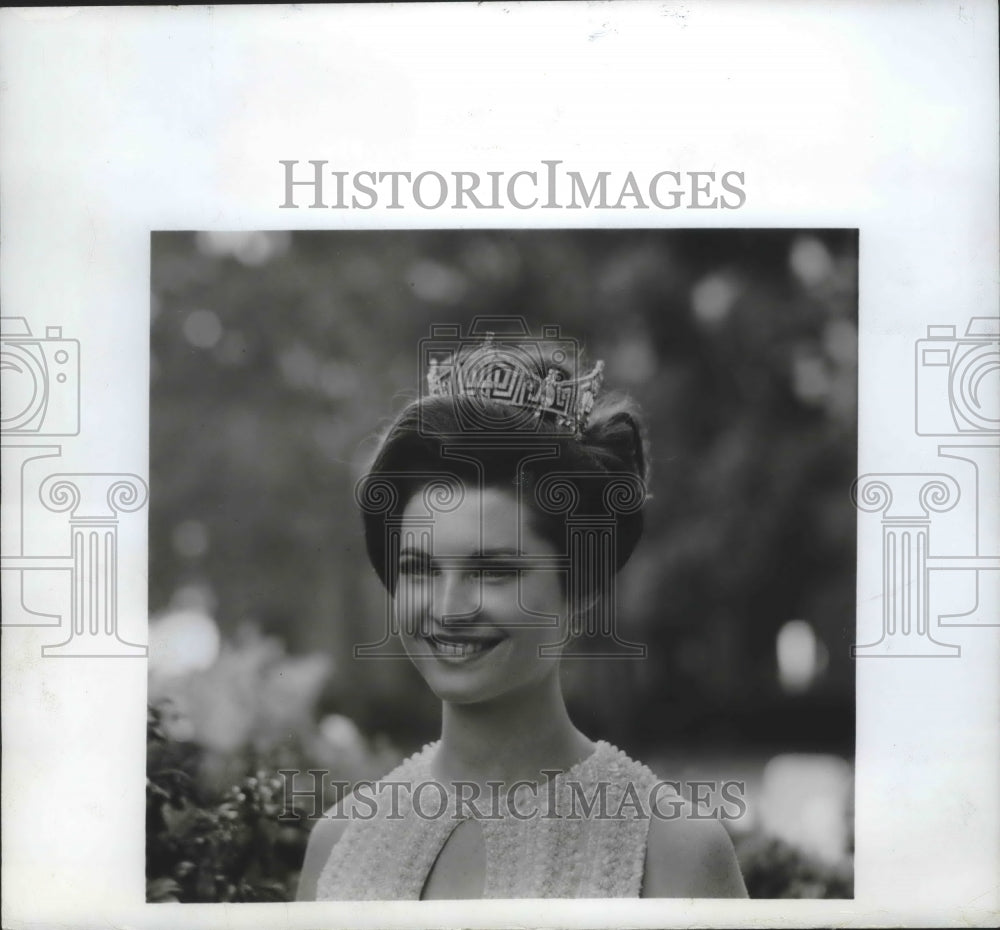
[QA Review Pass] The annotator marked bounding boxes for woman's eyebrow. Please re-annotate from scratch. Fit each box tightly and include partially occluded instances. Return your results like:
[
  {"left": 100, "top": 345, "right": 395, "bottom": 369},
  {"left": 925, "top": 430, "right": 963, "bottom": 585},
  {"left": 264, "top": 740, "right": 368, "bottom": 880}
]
[
  {"left": 397, "top": 547, "right": 528, "bottom": 559},
  {"left": 397, "top": 547, "right": 429, "bottom": 558}
]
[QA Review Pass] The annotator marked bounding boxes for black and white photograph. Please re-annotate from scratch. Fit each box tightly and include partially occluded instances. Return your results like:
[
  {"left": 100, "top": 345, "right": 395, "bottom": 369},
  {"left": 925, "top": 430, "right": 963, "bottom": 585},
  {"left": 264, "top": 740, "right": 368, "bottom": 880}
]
[
  {"left": 146, "top": 229, "right": 858, "bottom": 902},
  {"left": 2, "top": 4, "right": 997, "bottom": 929}
]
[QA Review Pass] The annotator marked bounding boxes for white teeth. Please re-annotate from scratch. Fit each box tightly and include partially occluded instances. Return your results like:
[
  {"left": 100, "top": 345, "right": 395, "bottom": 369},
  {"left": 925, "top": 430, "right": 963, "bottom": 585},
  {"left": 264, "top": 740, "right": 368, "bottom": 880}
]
[{"left": 428, "top": 637, "right": 498, "bottom": 658}]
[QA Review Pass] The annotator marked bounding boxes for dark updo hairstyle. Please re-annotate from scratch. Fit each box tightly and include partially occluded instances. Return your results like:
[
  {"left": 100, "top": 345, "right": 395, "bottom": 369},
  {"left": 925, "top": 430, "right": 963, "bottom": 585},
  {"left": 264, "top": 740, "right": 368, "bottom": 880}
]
[{"left": 357, "top": 340, "right": 649, "bottom": 599}]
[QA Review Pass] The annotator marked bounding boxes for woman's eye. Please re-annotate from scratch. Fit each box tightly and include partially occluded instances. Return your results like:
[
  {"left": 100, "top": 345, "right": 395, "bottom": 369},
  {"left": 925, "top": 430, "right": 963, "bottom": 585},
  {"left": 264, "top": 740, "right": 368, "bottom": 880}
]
[
  {"left": 399, "top": 560, "right": 431, "bottom": 577},
  {"left": 479, "top": 565, "right": 518, "bottom": 582}
]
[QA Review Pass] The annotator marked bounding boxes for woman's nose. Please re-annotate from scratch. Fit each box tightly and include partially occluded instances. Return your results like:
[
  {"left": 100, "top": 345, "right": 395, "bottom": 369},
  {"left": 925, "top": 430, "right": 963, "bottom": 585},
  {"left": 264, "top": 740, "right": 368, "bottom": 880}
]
[{"left": 432, "top": 571, "right": 481, "bottom": 625}]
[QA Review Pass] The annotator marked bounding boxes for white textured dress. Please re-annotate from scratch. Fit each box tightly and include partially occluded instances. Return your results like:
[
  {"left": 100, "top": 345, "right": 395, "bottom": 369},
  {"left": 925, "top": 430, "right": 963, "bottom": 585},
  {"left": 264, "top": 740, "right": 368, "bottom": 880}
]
[{"left": 316, "top": 740, "right": 666, "bottom": 899}]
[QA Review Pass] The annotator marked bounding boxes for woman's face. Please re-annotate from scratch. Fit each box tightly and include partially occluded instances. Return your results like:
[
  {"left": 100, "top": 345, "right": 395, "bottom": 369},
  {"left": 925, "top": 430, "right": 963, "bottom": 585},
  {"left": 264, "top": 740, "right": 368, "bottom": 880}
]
[{"left": 394, "top": 484, "right": 569, "bottom": 705}]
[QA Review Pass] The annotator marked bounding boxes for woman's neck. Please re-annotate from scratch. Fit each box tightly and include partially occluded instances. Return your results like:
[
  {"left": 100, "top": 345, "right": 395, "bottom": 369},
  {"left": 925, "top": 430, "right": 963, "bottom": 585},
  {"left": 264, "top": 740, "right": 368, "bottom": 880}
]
[{"left": 431, "top": 670, "right": 595, "bottom": 789}]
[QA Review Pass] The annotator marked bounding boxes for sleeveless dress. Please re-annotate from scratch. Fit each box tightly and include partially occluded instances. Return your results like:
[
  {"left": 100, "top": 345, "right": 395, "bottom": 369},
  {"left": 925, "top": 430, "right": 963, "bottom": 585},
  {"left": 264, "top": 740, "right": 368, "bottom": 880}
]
[{"left": 316, "top": 740, "right": 668, "bottom": 899}]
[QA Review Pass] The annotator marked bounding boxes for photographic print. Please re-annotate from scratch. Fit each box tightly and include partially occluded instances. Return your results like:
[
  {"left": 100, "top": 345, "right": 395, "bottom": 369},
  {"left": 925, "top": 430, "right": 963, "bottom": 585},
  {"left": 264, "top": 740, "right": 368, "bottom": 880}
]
[
  {"left": 2, "top": 3, "right": 997, "bottom": 929},
  {"left": 146, "top": 229, "right": 857, "bottom": 903}
]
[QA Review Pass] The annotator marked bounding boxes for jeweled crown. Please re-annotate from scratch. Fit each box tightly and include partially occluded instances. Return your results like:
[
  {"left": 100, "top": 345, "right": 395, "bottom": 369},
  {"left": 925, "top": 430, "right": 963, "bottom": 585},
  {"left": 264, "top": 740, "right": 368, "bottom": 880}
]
[{"left": 425, "top": 333, "right": 605, "bottom": 434}]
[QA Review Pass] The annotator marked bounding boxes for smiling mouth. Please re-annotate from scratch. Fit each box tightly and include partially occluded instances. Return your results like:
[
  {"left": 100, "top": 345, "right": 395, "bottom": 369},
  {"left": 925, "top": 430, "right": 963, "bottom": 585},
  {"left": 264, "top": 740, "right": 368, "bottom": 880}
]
[{"left": 423, "top": 632, "right": 506, "bottom": 659}]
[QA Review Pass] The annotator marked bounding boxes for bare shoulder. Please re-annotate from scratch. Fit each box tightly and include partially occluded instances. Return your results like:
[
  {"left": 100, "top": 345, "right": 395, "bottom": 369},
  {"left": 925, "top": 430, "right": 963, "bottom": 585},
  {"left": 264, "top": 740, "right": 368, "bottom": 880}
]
[
  {"left": 295, "top": 794, "right": 354, "bottom": 902},
  {"left": 641, "top": 810, "right": 748, "bottom": 898}
]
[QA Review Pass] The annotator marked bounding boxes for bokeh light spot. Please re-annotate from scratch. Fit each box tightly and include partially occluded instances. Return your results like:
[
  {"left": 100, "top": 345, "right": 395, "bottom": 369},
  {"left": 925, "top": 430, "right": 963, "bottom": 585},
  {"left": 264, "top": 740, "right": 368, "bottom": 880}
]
[
  {"left": 692, "top": 274, "right": 738, "bottom": 326},
  {"left": 172, "top": 519, "right": 209, "bottom": 559},
  {"left": 278, "top": 343, "right": 320, "bottom": 390},
  {"left": 789, "top": 236, "right": 834, "bottom": 287},
  {"left": 408, "top": 259, "right": 467, "bottom": 303},
  {"left": 776, "top": 619, "right": 822, "bottom": 693},
  {"left": 183, "top": 309, "right": 223, "bottom": 349},
  {"left": 195, "top": 231, "right": 291, "bottom": 266}
]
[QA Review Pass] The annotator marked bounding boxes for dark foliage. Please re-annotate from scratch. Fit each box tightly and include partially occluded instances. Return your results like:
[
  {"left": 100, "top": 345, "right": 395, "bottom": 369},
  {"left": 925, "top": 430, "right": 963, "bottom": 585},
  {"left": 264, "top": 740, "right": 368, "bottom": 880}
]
[{"left": 146, "top": 705, "right": 307, "bottom": 903}]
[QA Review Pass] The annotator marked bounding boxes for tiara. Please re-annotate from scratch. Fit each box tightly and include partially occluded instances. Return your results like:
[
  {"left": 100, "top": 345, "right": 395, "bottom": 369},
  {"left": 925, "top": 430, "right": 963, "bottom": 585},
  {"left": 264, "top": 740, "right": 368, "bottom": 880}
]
[{"left": 425, "top": 333, "right": 605, "bottom": 434}]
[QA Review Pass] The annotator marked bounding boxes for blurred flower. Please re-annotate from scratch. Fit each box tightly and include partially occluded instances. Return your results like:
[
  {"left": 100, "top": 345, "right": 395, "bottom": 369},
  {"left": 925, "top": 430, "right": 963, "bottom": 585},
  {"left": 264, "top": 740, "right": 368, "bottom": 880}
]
[
  {"left": 758, "top": 753, "right": 853, "bottom": 866},
  {"left": 150, "top": 624, "right": 332, "bottom": 756},
  {"left": 319, "top": 713, "right": 364, "bottom": 752},
  {"left": 195, "top": 231, "right": 291, "bottom": 267},
  {"left": 149, "top": 607, "right": 221, "bottom": 679},
  {"left": 309, "top": 713, "right": 377, "bottom": 781},
  {"left": 256, "top": 651, "right": 332, "bottom": 747}
]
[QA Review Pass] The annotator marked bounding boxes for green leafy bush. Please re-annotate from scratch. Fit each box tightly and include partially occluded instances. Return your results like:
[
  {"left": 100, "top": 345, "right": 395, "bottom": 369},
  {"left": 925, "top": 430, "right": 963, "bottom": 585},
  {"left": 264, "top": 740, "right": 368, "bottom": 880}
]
[
  {"left": 735, "top": 832, "right": 853, "bottom": 898},
  {"left": 146, "top": 704, "right": 306, "bottom": 902}
]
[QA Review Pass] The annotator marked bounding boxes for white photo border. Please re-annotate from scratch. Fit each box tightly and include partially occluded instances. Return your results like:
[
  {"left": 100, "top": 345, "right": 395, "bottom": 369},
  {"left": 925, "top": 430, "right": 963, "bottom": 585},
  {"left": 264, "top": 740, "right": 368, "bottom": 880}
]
[{"left": 1, "top": 3, "right": 998, "bottom": 929}]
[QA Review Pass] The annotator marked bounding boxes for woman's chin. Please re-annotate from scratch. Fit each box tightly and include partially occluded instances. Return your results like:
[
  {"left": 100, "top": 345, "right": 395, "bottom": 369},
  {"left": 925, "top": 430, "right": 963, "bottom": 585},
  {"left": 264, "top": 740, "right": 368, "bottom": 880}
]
[{"left": 403, "top": 637, "right": 514, "bottom": 703}]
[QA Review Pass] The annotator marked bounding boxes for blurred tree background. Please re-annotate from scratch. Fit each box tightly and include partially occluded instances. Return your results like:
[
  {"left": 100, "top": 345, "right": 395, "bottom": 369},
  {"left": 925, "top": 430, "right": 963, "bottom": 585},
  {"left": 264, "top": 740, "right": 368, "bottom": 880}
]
[{"left": 148, "top": 229, "right": 857, "bottom": 898}]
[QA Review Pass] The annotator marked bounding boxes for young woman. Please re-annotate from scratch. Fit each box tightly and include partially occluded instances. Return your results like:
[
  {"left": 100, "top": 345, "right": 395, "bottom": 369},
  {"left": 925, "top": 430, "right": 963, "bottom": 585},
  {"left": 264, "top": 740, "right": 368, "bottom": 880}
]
[{"left": 297, "top": 334, "right": 747, "bottom": 899}]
